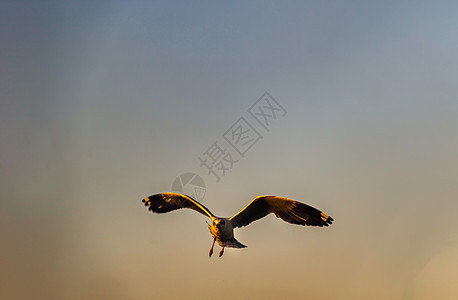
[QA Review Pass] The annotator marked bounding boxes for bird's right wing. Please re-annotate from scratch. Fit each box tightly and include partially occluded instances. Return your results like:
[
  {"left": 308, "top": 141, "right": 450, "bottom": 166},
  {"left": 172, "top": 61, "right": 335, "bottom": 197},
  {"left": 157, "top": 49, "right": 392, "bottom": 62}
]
[
  {"left": 230, "top": 195, "right": 333, "bottom": 228},
  {"left": 142, "top": 192, "right": 215, "bottom": 219}
]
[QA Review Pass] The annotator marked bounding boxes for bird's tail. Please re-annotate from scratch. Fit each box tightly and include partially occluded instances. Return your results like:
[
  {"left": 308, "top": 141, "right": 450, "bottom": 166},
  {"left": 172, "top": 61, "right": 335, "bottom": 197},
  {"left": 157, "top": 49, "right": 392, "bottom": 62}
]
[{"left": 226, "top": 238, "right": 247, "bottom": 248}]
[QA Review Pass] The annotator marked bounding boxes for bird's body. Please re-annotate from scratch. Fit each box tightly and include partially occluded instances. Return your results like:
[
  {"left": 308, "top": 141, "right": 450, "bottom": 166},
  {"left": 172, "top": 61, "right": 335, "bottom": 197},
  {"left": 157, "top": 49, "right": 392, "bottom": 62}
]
[
  {"left": 142, "top": 192, "right": 333, "bottom": 257},
  {"left": 208, "top": 218, "right": 236, "bottom": 246},
  {"left": 208, "top": 217, "right": 246, "bottom": 249}
]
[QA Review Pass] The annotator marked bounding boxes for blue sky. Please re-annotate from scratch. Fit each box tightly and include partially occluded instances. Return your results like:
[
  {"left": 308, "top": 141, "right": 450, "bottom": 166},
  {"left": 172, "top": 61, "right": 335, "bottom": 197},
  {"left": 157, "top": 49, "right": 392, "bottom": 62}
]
[{"left": 1, "top": 1, "right": 458, "bottom": 299}]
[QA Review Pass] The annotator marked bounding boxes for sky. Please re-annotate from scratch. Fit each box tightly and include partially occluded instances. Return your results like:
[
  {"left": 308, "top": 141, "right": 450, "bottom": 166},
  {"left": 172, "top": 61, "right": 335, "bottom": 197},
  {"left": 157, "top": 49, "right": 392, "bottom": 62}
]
[{"left": 1, "top": 1, "right": 458, "bottom": 299}]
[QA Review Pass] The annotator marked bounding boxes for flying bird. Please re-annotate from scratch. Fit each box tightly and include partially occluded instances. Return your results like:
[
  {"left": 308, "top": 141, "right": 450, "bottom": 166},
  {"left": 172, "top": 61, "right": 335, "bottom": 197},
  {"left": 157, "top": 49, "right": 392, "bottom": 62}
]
[{"left": 142, "top": 192, "right": 333, "bottom": 257}]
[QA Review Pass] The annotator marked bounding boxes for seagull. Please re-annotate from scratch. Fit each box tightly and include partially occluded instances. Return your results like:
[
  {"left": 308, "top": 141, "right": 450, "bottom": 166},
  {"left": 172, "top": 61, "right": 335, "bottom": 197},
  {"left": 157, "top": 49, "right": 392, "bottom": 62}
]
[{"left": 142, "top": 192, "right": 334, "bottom": 257}]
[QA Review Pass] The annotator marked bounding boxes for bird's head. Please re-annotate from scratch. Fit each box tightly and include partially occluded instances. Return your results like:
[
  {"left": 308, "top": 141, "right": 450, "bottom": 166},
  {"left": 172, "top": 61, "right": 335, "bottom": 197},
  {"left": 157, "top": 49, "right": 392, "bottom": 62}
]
[{"left": 213, "top": 219, "right": 226, "bottom": 229}]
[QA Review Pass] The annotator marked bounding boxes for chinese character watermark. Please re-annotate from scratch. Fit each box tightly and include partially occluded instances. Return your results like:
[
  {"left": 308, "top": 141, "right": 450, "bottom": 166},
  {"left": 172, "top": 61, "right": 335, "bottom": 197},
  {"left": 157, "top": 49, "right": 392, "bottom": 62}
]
[
  {"left": 198, "top": 142, "right": 239, "bottom": 182},
  {"left": 198, "top": 91, "right": 286, "bottom": 183},
  {"left": 170, "top": 92, "right": 287, "bottom": 201},
  {"left": 223, "top": 117, "right": 262, "bottom": 157},
  {"left": 248, "top": 92, "right": 287, "bottom": 131}
]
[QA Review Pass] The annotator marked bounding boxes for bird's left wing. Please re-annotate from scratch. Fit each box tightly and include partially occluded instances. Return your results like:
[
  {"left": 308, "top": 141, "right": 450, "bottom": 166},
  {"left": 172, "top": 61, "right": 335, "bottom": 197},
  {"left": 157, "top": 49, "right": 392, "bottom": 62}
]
[
  {"left": 230, "top": 195, "right": 333, "bottom": 228},
  {"left": 142, "top": 192, "right": 215, "bottom": 219}
]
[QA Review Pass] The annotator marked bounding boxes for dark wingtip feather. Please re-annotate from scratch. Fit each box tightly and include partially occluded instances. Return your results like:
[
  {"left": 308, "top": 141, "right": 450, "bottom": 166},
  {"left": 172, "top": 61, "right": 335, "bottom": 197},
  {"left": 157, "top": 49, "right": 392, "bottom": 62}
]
[
  {"left": 142, "top": 194, "right": 169, "bottom": 213},
  {"left": 141, "top": 192, "right": 214, "bottom": 218}
]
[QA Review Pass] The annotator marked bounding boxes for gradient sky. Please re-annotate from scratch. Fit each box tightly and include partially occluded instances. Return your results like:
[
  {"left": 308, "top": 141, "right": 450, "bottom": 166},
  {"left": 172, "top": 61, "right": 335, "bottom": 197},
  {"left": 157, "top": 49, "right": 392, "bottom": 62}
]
[{"left": 2, "top": 1, "right": 458, "bottom": 299}]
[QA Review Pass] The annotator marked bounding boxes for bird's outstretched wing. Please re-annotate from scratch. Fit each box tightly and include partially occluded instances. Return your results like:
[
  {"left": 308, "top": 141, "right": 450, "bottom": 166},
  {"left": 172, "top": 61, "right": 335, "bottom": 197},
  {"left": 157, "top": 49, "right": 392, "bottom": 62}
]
[
  {"left": 230, "top": 196, "right": 333, "bottom": 228},
  {"left": 142, "top": 192, "right": 215, "bottom": 219}
]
